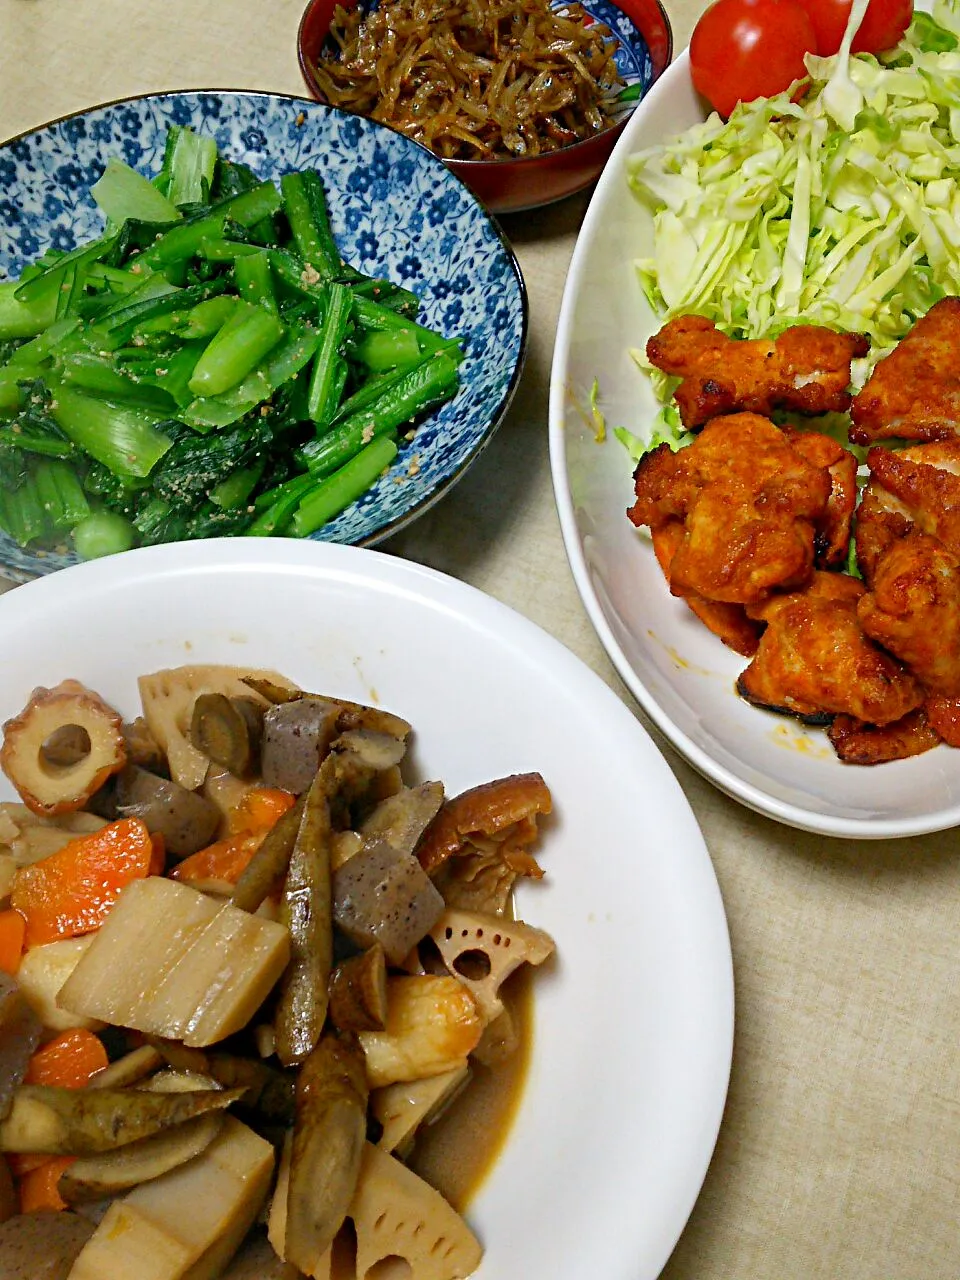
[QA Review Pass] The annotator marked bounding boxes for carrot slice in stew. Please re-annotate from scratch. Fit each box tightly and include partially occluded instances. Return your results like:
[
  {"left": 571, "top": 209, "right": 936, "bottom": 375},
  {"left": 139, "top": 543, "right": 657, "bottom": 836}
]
[
  {"left": 0, "top": 910, "right": 26, "bottom": 975},
  {"left": 149, "top": 831, "right": 166, "bottom": 876},
  {"left": 171, "top": 833, "right": 264, "bottom": 887},
  {"left": 227, "top": 786, "right": 296, "bottom": 836},
  {"left": 18, "top": 1155, "right": 75, "bottom": 1213},
  {"left": 16, "top": 1030, "right": 106, "bottom": 1212},
  {"left": 11, "top": 817, "right": 156, "bottom": 948},
  {"left": 25, "top": 1027, "right": 109, "bottom": 1089},
  {"left": 174, "top": 789, "right": 294, "bottom": 887}
]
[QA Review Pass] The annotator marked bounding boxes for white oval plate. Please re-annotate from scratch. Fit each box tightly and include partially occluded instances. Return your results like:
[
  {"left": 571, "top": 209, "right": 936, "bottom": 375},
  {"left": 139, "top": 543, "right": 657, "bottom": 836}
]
[
  {"left": 0, "top": 538, "right": 732, "bottom": 1280},
  {"left": 550, "top": 49, "right": 960, "bottom": 840}
]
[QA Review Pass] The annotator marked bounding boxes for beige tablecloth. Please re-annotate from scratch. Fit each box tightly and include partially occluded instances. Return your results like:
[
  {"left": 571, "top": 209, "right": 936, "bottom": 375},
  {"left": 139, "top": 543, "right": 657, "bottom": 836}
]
[{"left": 2, "top": 4, "right": 959, "bottom": 1276}]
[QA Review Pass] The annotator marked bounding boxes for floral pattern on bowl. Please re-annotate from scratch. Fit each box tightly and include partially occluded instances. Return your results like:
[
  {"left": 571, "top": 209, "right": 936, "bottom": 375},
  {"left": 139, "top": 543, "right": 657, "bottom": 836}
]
[{"left": 0, "top": 90, "right": 528, "bottom": 581}]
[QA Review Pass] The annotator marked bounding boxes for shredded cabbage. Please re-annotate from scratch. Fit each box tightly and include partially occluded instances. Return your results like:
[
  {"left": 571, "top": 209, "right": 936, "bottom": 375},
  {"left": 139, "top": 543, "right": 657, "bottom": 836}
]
[{"left": 625, "top": 0, "right": 960, "bottom": 441}]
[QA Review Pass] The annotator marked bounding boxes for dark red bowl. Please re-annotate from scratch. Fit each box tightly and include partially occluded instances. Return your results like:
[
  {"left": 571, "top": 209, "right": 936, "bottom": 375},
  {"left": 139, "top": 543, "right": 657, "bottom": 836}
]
[{"left": 297, "top": 0, "right": 673, "bottom": 215}]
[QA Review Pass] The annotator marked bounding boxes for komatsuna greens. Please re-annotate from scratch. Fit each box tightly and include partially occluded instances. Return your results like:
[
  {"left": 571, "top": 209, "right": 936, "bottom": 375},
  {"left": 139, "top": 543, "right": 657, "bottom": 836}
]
[{"left": 0, "top": 126, "right": 463, "bottom": 556}]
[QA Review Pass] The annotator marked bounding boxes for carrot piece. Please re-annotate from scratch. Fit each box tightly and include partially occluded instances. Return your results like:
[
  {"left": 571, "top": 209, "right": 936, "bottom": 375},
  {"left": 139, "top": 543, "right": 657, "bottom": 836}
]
[
  {"left": 18, "top": 1155, "right": 74, "bottom": 1213},
  {"left": 170, "top": 833, "right": 264, "bottom": 887},
  {"left": 11, "top": 817, "right": 155, "bottom": 948},
  {"left": 0, "top": 910, "right": 26, "bottom": 975},
  {"left": 25, "top": 1028, "right": 109, "bottom": 1090},
  {"left": 171, "top": 788, "right": 294, "bottom": 887},
  {"left": 149, "top": 831, "right": 166, "bottom": 876},
  {"left": 15, "top": 1029, "right": 108, "bottom": 1196},
  {"left": 227, "top": 786, "right": 296, "bottom": 836}
]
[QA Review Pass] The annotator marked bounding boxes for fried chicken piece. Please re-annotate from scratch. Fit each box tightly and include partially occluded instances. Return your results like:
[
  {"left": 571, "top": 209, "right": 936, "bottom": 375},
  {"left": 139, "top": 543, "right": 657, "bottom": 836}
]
[
  {"left": 850, "top": 297, "right": 960, "bottom": 444},
  {"left": 646, "top": 314, "right": 869, "bottom": 430},
  {"left": 628, "top": 413, "right": 832, "bottom": 605},
  {"left": 783, "top": 427, "right": 859, "bottom": 570},
  {"left": 736, "top": 571, "right": 923, "bottom": 726},
  {"left": 857, "top": 531, "right": 960, "bottom": 696},
  {"left": 827, "top": 708, "right": 941, "bottom": 765},
  {"left": 854, "top": 483, "right": 916, "bottom": 588},
  {"left": 651, "top": 522, "right": 763, "bottom": 656},
  {"left": 855, "top": 439, "right": 960, "bottom": 583},
  {"left": 923, "top": 694, "right": 960, "bottom": 747}
]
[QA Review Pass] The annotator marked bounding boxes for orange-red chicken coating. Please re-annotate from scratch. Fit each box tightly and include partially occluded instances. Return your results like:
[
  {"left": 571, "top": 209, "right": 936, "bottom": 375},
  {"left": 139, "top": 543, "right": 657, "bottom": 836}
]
[
  {"left": 628, "top": 413, "right": 833, "bottom": 606},
  {"left": 855, "top": 439, "right": 960, "bottom": 584},
  {"left": 827, "top": 709, "right": 942, "bottom": 766},
  {"left": 646, "top": 314, "right": 869, "bottom": 430},
  {"left": 850, "top": 297, "right": 960, "bottom": 444},
  {"left": 736, "top": 571, "right": 923, "bottom": 727},
  {"left": 650, "top": 522, "right": 763, "bottom": 656},
  {"left": 923, "top": 694, "right": 960, "bottom": 748},
  {"left": 782, "top": 426, "right": 859, "bottom": 571},
  {"left": 857, "top": 531, "right": 960, "bottom": 697}
]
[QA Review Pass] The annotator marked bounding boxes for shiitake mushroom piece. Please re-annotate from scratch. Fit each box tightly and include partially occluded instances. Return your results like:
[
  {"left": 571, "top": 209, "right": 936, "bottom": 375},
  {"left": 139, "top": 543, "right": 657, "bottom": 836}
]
[
  {"left": 122, "top": 717, "right": 168, "bottom": 776},
  {"left": 189, "top": 694, "right": 264, "bottom": 780}
]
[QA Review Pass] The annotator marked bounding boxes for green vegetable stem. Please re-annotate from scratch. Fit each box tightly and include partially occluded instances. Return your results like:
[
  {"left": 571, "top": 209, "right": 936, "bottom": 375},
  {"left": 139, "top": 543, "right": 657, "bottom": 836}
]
[{"left": 0, "top": 125, "right": 462, "bottom": 560}]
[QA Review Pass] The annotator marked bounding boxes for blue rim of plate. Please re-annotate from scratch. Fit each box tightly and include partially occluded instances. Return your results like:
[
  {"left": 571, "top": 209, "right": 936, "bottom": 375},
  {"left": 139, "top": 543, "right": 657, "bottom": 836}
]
[{"left": 0, "top": 89, "right": 529, "bottom": 582}]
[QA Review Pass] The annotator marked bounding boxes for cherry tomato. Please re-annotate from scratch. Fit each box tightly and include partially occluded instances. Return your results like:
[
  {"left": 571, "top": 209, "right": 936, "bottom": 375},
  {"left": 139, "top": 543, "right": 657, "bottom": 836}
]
[
  {"left": 796, "top": 0, "right": 912, "bottom": 55},
  {"left": 690, "top": 0, "right": 818, "bottom": 119}
]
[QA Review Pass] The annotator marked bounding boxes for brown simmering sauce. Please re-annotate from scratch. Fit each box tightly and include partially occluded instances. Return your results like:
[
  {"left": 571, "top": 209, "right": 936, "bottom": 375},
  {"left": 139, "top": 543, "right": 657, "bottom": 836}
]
[{"left": 408, "top": 969, "right": 534, "bottom": 1211}]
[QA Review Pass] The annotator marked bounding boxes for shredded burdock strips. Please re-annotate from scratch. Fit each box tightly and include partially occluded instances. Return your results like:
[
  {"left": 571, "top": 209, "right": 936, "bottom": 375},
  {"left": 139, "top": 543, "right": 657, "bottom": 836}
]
[{"left": 311, "top": 0, "right": 628, "bottom": 160}]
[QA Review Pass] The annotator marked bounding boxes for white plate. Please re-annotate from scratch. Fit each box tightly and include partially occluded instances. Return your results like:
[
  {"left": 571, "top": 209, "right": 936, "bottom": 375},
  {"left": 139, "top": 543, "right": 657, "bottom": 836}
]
[
  {"left": 550, "top": 50, "right": 960, "bottom": 840},
  {"left": 0, "top": 538, "right": 732, "bottom": 1280}
]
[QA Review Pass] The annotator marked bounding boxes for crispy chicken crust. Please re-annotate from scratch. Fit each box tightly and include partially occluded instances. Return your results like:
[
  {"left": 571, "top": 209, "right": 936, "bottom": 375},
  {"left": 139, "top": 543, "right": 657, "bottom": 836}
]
[
  {"left": 852, "top": 440, "right": 960, "bottom": 710},
  {"left": 737, "top": 571, "right": 922, "bottom": 727},
  {"left": 628, "top": 413, "right": 832, "bottom": 605},
  {"left": 857, "top": 531, "right": 960, "bottom": 697},
  {"left": 827, "top": 709, "right": 941, "bottom": 765},
  {"left": 783, "top": 427, "right": 859, "bottom": 571},
  {"left": 651, "top": 522, "right": 763, "bottom": 656},
  {"left": 646, "top": 314, "right": 868, "bottom": 430},
  {"left": 855, "top": 440, "right": 960, "bottom": 583},
  {"left": 923, "top": 694, "right": 960, "bottom": 747},
  {"left": 850, "top": 297, "right": 960, "bottom": 444},
  {"left": 630, "top": 304, "right": 960, "bottom": 763}
]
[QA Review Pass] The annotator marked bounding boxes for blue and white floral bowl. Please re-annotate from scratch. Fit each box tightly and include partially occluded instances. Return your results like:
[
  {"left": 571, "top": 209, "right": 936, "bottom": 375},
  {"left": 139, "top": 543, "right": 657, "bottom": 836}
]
[{"left": 0, "top": 90, "right": 528, "bottom": 581}]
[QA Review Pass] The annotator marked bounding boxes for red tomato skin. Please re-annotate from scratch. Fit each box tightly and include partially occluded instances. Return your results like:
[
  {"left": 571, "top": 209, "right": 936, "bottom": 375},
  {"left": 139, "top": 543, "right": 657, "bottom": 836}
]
[
  {"left": 690, "top": 0, "right": 818, "bottom": 120},
  {"left": 798, "top": 0, "right": 912, "bottom": 55}
]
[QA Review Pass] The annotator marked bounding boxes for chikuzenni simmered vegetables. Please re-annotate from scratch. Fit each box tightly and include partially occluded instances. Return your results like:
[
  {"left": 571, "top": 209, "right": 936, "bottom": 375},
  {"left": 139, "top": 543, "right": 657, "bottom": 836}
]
[{"left": 0, "top": 125, "right": 463, "bottom": 557}]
